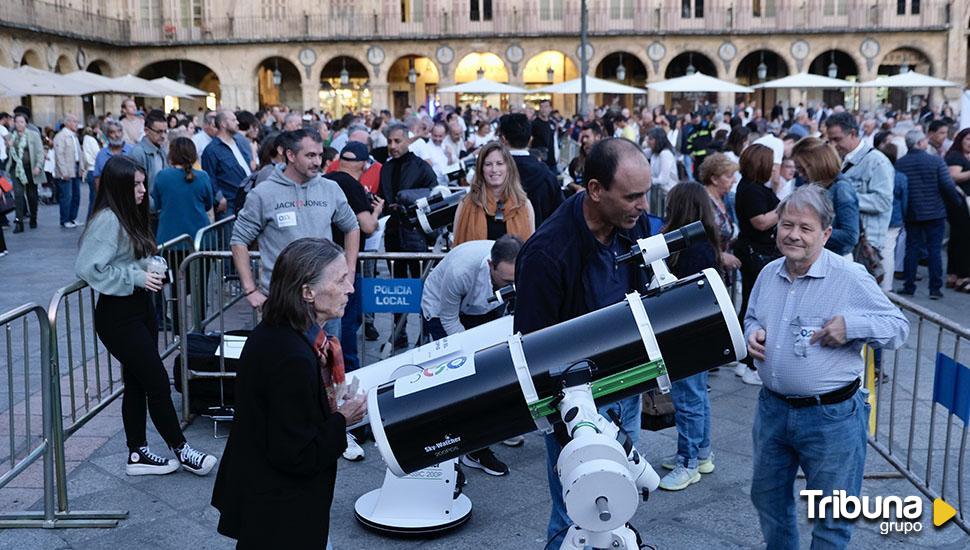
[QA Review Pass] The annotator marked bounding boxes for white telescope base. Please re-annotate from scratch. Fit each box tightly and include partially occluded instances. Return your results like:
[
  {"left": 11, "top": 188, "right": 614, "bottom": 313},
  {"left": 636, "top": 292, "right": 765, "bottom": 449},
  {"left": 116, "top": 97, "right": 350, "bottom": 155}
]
[{"left": 354, "top": 459, "right": 472, "bottom": 535}]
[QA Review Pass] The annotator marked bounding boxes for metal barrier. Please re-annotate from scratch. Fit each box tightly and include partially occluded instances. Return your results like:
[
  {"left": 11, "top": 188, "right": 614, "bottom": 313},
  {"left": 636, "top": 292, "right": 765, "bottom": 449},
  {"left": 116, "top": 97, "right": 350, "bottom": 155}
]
[
  {"left": 0, "top": 303, "right": 125, "bottom": 528},
  {"left": 868, "top": 293, "right": 970, "bottom": 534},
  {"left": 194, "top": 215, "right": 235, "bottom": 252}
]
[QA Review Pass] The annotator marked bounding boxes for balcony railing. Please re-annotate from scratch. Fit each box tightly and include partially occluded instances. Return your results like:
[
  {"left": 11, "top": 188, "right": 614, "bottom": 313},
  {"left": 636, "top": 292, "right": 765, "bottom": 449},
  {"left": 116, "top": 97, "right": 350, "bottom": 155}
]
[{"left": 0, "top": 0, "right": 951, "bottom": 47}]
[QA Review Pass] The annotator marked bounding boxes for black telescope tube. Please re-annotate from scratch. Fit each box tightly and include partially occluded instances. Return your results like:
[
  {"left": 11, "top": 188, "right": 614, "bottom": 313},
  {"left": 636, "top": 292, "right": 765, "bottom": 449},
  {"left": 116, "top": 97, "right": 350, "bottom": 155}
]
[{"left": 615, "top": 220, "right": 707, "bottom": 265}]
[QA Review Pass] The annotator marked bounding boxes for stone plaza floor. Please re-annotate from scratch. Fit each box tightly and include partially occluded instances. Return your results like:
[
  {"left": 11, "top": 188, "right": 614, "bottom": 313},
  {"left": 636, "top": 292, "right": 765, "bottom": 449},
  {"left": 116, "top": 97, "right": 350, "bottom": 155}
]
[{"left": 1, "top": 199, "right": 969, "bottom": 549}]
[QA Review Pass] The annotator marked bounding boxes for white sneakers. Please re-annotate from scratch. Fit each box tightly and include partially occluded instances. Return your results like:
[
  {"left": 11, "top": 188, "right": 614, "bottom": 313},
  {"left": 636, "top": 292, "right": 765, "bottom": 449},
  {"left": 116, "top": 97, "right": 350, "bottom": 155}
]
[
  {"left": 659, "top": 466, "right": 701, "bottom": 491},
  {"left": 343, "top": 433, "right": 365, "bottom": 461},
  {"left": 734, "top": 363, "right": 763, "bottom": 386}
]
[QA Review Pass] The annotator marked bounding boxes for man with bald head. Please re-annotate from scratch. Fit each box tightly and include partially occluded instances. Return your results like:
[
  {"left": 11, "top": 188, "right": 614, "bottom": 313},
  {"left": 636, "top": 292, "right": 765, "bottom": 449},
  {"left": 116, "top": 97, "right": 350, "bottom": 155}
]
[
  {"left": 514, "top": 137, "right": 653, "bottom": 548},
  {"left": 325, "top": 125, "right": 382, "bottom": 194},
  {"left": 201, "top": 109, "right": 252, "bottom": 219},
  {"left": 52, "top": 113, "right": 83, "bottom": 227}
]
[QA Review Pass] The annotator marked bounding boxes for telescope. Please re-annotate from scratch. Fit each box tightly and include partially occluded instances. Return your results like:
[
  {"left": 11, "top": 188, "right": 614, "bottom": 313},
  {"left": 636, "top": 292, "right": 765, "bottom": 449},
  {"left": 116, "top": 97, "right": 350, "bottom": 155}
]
[
  {"left": 487, "top": 284, "right": 515, "bottom": 306},
  {"left": 404, "top": 186, "right": 467, "bottom": 235},
  {"left": 353, "top": 220, "right": 745, "bottom": 544}
]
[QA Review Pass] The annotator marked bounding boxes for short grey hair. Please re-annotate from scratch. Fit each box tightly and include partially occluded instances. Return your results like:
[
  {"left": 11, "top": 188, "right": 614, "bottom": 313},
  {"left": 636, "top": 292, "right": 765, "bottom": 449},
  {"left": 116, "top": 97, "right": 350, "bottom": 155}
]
[
  {"left": 103, "top": 119, "right": 123, "bottom": 133},
  {"left": 905, "top": 129, "right": 926, "bottom": 150},
  {"left": 346, "top": 124, "right": 369, "bottom": 135},
  {"left": 385, "top": 122, "right": 408, "bottom": 138},
  {"left": 776, "top": 184, "right": 834, "bottom": 230}
]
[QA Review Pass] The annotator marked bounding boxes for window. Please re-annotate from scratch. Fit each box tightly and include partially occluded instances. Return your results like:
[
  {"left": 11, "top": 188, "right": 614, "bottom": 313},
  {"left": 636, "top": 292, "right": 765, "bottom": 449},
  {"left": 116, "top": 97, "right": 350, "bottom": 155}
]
[
  {"left": 823, "top": 0, "right": 847, "bottom": 16},
  {"left": 180, "top": 0, "right": 204, "bottom": 27},
  {"left": 402, "top": 0, "right": 424, "bottom": 23},
  {"left": 540, "top": 0, "right": 563, "bottom": 21},
  {"left": 261, "top": 0, "right": 284, "bottom": 19},
  {"left": 610, "top": 0, "right": 634, "bottom": 19},
  {"left": 682, "top": 0, "right": 704, "bottom": 18},
  {"left": 898, "top": 0, "right": 919, "bottom": 14},
  {"left": 470, "top": 0, "right": 492, "bottom": 21},
  {"left": 912, "top": 0, "right": 920, "bottom": 14},
  {"left": 140, "top": 0, "right": 161, "bottom": 27},
  {"left": 752, "top": 0, "right": 775, "bottom": 17}
]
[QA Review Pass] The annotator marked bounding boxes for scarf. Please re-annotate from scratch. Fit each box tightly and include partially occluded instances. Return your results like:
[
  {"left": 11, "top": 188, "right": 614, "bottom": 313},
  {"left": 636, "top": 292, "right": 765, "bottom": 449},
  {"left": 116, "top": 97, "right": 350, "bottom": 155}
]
[
  {"left": 452, "top": 192, "right": 533, "bottom": 246},
  {"left": 8, "top": 132, "right": 28, "bottom": 184},
  {"left": 309, "top": 325, "right": 346, "bottom": 413}
]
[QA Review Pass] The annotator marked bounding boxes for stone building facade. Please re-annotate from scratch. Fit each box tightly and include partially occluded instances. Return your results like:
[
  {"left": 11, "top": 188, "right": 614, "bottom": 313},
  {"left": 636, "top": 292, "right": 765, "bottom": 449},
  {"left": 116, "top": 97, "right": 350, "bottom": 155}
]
[{"left": 1, "top": 0, "right": 967, "bottom": 124}]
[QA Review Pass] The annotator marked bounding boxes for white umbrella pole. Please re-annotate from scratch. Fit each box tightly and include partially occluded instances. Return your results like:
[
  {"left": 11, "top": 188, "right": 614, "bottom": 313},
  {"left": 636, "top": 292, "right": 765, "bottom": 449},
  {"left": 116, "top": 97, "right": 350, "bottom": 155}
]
[{"left": 579, "top": 0, "right": 588, "bottom": 117}]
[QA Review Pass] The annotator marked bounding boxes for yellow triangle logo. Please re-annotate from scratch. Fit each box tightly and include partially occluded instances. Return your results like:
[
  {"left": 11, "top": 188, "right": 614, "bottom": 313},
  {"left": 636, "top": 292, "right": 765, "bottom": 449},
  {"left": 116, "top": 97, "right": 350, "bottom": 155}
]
[{"left": 933, "top": 498, "right": 956, "bottom": 527}]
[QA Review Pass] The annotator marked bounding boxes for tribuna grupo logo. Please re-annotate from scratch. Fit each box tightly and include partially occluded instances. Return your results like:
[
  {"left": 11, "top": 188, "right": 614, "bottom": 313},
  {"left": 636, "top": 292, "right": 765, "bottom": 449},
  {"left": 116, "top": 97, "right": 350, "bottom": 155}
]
[{"left": 801, "top": 490, "right": 957, "bottom": 535}]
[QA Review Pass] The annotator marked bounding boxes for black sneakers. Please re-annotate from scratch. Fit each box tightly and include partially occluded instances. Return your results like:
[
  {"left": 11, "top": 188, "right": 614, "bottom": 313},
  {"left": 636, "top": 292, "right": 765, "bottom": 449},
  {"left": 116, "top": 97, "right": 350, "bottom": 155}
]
[
  {"left": 176, "top": 443, "right": 218, "bottom": 476},
  {"left": 461, "top": 448, "right": 509, "bottom": 476},
  {"left": 126, "top": 446, "right": 179, "bottom": 476}
]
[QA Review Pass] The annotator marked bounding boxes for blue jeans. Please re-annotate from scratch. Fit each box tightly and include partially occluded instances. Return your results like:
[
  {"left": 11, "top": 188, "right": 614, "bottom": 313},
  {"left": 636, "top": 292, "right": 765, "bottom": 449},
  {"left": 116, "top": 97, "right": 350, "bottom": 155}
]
[
  {"left": 55, "top": 177, "right": 81, "bottom": 225},
  {"left": 902, "top": 218, "right": 945, "bottom": 293},
  {"left": 751, "top": 388, "right": 868, "bottom": 550},
  {"left": 670, "top": 371, "right": 711, "bottom": 469},
  {"left": 545, "top": 394, "right": 641, "bottom": 548},
  {"left": 340, "top": 275, "right": 363, "bottom": 372},
  {"left": 84, "top": 171, "right": 96, "bottom": 221}
]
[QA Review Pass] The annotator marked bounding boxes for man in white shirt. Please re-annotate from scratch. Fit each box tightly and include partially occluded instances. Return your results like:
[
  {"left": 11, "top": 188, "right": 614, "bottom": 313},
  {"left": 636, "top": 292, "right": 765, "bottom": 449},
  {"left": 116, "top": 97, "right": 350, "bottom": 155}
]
[
  {"left": 192, "top": 111, "right": 217, "bottom": 158},
  {"left": 426, "top": 122, "right": 454, "bottom": 181},
  {"left": 120, "top": 99, "right": 144, "bottom": 145},
  {"left": 0, "top": 112, "right": 10, "bottom": 165}
]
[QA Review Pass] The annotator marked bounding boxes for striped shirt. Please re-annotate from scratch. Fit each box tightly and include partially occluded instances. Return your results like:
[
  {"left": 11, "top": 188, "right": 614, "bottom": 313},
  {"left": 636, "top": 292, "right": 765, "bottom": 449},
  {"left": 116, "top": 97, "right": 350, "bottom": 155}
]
[{"left": 743, "top": 249, "right": 909, "bottom": 396}]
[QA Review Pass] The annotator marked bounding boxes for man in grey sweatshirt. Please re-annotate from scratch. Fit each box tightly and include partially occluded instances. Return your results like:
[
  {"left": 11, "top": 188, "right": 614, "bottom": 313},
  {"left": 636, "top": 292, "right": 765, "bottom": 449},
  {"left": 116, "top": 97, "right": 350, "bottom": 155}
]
[{"left": 231, "top": 128, "right": 360, "bottom": 313}]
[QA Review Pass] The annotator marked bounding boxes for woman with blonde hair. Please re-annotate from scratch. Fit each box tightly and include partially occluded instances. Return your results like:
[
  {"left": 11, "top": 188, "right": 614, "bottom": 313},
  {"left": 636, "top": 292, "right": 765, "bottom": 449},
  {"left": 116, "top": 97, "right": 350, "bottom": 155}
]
[
  {"left": 452, "top": 141, "right": 535, "bottom": 245},
  {"left": 790, "top": 136, "right": 859, "bottom": 257}
]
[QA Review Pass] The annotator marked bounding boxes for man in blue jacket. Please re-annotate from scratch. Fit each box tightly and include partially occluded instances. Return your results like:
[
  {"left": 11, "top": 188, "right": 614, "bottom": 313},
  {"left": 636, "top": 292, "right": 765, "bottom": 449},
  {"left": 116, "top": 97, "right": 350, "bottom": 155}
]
[
  {"left": 498, "top": 113, "right": 564, "bottom": 227},
  {"left": 201, "top": 109, "right": 253, "bottom": 220},
  {"left": 514, "top": 138, "right": 653, "bottom": 549},
  {"left": 895, "top": 129, "right": 962, "bottom": 299}
]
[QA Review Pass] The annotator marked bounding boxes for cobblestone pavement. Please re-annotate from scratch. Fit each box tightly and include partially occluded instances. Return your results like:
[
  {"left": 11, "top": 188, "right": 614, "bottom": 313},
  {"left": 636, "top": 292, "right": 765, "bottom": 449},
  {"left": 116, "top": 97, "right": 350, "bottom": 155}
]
[{"left": 1, "top": 199, "right": 968, "bottom": 549}]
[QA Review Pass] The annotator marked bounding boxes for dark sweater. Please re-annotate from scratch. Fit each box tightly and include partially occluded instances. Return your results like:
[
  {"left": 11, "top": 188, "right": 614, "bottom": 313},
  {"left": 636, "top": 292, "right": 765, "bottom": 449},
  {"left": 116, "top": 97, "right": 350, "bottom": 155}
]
[
  {"left": 511, "top": 152, "right": 564, "bottom": 227},
  {"left": 896, "top": 149, "right": 961, "bottom": 222}
]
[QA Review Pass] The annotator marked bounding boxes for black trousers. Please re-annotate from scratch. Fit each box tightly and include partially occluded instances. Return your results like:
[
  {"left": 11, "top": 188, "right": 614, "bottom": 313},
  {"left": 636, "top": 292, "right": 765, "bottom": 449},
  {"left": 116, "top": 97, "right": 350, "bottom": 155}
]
[
  {"left": 95, "top": 289, "right": 185, "bottom": 451},
  {"left": 12, "top": 178, "right": 38, "bottom": 222}
]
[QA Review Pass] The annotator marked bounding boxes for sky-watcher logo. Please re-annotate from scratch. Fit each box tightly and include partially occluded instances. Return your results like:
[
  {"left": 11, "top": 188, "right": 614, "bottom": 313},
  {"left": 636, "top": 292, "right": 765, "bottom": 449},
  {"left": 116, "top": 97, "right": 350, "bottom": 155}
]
[{"left": 801, "top": 490, "right": 959, "bottom": 535}]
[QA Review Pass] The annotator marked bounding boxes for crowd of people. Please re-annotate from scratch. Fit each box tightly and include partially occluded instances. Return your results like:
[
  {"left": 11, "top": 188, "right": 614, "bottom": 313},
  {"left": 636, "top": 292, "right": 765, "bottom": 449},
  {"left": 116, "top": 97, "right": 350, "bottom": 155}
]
[{"left": 3, "top": 91, "right": 965, "bottom": 548}]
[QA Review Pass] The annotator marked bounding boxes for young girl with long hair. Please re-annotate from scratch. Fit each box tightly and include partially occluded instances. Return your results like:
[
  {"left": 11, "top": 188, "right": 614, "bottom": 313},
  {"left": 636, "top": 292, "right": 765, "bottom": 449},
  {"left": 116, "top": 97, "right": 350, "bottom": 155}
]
[
  {"left": 452, "top": 141, "right": 535, "bottom": 245},
  {"left": 76, "top": 155, "right": 217, "bottom": 477}
]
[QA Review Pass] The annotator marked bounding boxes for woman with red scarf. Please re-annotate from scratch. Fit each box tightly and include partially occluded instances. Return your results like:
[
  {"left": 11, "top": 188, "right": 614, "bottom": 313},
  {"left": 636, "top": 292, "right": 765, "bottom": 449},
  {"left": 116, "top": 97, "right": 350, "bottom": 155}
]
[{"left": 212, "top": 238, "right": 366, "bottom": 549}]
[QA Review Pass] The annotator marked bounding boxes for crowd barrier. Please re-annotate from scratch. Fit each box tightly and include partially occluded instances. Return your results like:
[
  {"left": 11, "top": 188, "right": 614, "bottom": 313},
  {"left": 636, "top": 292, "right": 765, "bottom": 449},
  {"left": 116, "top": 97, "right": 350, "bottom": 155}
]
[{"left": 869, "top": 293, "right": 970, "bottom": 534}]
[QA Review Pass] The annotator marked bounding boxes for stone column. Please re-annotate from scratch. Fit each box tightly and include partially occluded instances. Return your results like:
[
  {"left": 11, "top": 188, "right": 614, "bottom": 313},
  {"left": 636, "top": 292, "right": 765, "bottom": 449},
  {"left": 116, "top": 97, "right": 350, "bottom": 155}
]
[
  {"left": 369, "top": 83, "right": 389, "bottom": 112},
  {"left": 647, "top": 89, "right": 664, "bottom": 109},
  {"left": 301, "top": 81, "right": 319, "bottom": 113}
]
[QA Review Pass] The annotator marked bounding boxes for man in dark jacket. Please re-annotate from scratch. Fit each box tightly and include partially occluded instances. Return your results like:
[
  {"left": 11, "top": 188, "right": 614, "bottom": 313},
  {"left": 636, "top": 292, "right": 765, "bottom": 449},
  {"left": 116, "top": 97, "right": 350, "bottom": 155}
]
[
  {"left": 378, "top": 123, "right": 437, "bottom": 347},
  {"left": 515, "top": 138, "right": 653, "bottom": 549},
  {"left": 201, "top": 109, "right": 253, "bottom": 219},
  {"left": 530, "top": 99, "right": 559, "bottom": 173},
  {"left": 499, "top": 113, "right": 564, "bottom": 227},
  {"left": 895, "top": 129, "right": 962, "bottom": 299}
]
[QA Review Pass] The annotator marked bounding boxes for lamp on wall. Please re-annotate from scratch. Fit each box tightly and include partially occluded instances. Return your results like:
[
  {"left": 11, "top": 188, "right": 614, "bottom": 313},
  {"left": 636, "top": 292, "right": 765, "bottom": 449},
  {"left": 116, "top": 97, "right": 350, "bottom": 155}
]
[
  {"left": 899, "top": 64, "right": 909, "bottom": 74},
  {"left": 177, "top": 60, "right": 186, "bottom": 84},
  {"left": 340, "top": 59, "right": 350, "bottom": 87},
  {"left": 408, "top": 67, "right": 418, "bottom": 84},
  {"left": 827, "top": 51, "right": 838, "bottom": 79},
  {"left": 616, "top": 53, "right": 627, "bottom": 81},
  {"left": 546, "top": 65, "right": 555, "bottom": 82},
  {"left": 477, "top": 66, "right": 486, "bottom": 80},
  {"left": 272, "top": 58, "right": 282, "bottom": 86},
  {"left": 686, "top": 53, "right": 696, "bottom": 76},
  {"left": 756, "top": 51, "right": 767, "bottom": 82}
]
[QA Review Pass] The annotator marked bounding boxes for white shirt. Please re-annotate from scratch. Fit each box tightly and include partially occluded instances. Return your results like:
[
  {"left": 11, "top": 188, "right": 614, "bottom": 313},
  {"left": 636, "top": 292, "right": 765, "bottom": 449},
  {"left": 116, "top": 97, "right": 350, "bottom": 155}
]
[
  {"left": 0, "top": 125, "right": 8, "bottom": 163},
  {"left": 409, "top": 137, "right": 432, "bottom": 161},
  {"left": 192, "top": 132, "right": 213, "bottom": 159},
  {"left": 426, "top": 142, "right": 451, "bottom": 177},
  {"left": 468, "top": 132, "right": 494, "bottom": 149},
  {"left": 225, "top": 138, "right": 252, "bottom": 176}
]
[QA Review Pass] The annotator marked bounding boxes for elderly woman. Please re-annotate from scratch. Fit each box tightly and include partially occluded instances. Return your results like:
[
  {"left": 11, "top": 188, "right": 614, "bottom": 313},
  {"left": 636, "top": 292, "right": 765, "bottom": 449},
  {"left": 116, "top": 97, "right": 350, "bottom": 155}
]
[
  {"left": 212, "top": 238, "right": 366, "bottom": 549},
  {"left": 452, "top": 141, "right": 534, "bottom": 245},
  {"left": 790, "top": 137, "right": 859, "bottom": 257},
  {"left": 698, "top": 153, "right": 742, "bottom": 279}
]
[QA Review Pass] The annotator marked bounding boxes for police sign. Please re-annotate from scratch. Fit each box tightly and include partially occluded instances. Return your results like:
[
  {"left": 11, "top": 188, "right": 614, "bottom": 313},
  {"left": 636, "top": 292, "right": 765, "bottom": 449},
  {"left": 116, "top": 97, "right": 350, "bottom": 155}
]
[{"left": 361, "top": 278, "right": 423, "bottom": 314}]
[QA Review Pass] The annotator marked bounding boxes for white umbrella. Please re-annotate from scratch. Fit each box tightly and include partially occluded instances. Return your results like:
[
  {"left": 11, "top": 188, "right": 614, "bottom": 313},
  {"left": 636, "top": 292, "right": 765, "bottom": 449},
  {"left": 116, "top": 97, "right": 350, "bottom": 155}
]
[
  {"left": 109, "top": 74, "right": 167, "bottom": 97},
  {"left": 858, "top": 71, "right": 961, "bottom": 88},
  {"left": 9, "top": 66, "right": 102, "bottom": 96},
  {"left": 0, "top": 67, "right": 35, "bottom": 97},
  {"left": 439, "top": 78, "right": 528, "bottom": 94},
  {"left": 647, "top": 72, "right": 754, "bottom": 94},
  {"left": 62, "top": 70, "right": 161, "bottom": 96},
  {"left": 150, "top": 77, "right": 208, "bottom": 98},
  {"left": 752, "top": 73, "right": 857, "bottom": 89},
  {"left": 535, "top": 75, "right": 646, "bottom": 95}
]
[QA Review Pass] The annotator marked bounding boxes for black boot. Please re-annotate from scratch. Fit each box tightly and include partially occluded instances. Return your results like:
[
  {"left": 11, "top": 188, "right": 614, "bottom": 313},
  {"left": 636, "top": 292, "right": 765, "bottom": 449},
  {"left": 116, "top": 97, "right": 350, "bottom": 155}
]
[
  {"left": 12, "top": 220, "right": 23, "bottom": 234},
  {"left": 29, "top": 217, "right": 37, "bottom": 229}
]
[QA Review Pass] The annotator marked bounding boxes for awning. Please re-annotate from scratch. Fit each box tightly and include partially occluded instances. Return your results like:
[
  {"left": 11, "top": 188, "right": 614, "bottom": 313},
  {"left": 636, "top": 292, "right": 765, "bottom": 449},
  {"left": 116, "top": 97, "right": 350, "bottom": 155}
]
[{"left": 647, "top": 72, "right": 754, "bottom": 94}]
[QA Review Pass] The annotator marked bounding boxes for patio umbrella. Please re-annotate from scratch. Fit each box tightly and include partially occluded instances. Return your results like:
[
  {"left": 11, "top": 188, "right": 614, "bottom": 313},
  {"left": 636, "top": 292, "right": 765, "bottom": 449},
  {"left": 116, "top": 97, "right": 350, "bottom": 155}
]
[
  {"left": 150, "top": 77, "right": 208, "bottom": 98},
  {"left": 0, "top": 67, "right": 35, "bottom": 97},
  {"left": 535, "top": 75, "right": 646, "bottom": 95},
  {"left": 63, "top": 70, "right": 164, "bottom": 96},
  {"left": 109, "top": 74, "right": 168, "bottom": 97},
  {"left": 439, "top": 78, "right": 528, "bottom": 94},
  {"left": 752, "top": 73, "right": 857, "bottom": 89},
  {"left": 8, "top": 66, "right": 102, "bottom": 96},
  {"left": 647, "top": 72, "right": 754, "bottom": 94},
  {"left": 858, "top": 71, "right": 961, "bottom": 88}
]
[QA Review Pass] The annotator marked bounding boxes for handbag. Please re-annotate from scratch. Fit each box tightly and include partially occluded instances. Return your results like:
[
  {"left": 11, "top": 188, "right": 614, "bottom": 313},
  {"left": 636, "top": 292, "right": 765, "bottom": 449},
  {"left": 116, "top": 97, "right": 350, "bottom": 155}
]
[
  {"left": 641, "top": 389, "right": 676, "bottom": 431},
  {"left": 0, "top": 175, "right": 15, "bottom": 216},
  {"left": 852, "top": 221, "right": 885, "bottom": 284}
]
